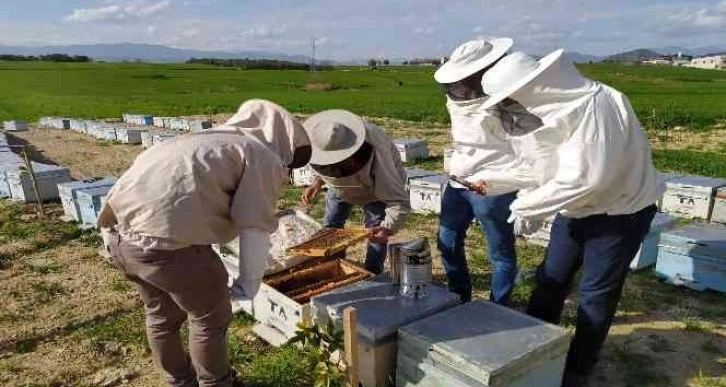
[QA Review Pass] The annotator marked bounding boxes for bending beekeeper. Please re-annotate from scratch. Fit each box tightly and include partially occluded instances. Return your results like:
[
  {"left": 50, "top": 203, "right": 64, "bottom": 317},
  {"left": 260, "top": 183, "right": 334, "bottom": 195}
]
[
  {"left": 98, "top": 99, "right": 311, "bottom": 387},
  {"left": 478, "top": 50, "right": 663, "bottom": 387},
  {"left": 433, "top": 37, "right": 527, "bottom": 305},
  {"left": 300, "top": 110, "right": 411, "bottom": 274}
]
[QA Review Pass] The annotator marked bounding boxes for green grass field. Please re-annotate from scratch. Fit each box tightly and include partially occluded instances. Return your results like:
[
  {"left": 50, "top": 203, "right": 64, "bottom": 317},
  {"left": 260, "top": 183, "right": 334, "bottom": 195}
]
[{"left": 1, "top": 62, "right": 725, "bottom": 130}]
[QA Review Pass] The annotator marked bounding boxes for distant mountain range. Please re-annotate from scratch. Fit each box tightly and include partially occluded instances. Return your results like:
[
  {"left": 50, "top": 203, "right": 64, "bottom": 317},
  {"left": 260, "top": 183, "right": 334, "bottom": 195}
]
[
  {"left": 0, "top": 43, "right": 723, "bottom": 64},
  {"left": 0, "top": 43, "right": 313, "bottom": 64}
]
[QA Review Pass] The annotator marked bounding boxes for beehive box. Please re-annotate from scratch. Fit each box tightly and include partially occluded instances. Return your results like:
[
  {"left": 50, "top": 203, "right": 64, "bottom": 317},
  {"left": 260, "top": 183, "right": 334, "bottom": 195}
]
[
  {"left": 3, "top": 121, "right": 29, "bottom": 131},
  {"left": 655, "top": 222, "right": 726, "bottom": 293},
  {"left": 7, "top": 164, "right": 72, "bottom": 203},
  {"left": 116, "top": 128, "right": 147, "bottom": 144},
  {"left": 69, "top": 119, "right": 87, "bottom": 133},
  {"left": 99, "top": 128, "right": 118, "bottom": 141},
  {"left": 292, "top": 165, "right": 317, "bottom": 187},
  {"left": 630, "top": 213, "right": 678, "bottom": 270},
  {"left": 405, "top": 168, "right": 437, "bottom": 188},
  {"left": 58, "top": 177, "right": 117, "bottom": 221},
  {"left": 77, "top": 186, "right": 113, "bottom": 226},
  {"left": 168, "top": 118, "right": 190, "bottom": 131},
  {"left": 38, "top": 117, "right": 52, "bottom": 128},
  {"left": 410, "top": 175, "right": 448, "bottom": 214},
  {"left": 394, "top": 139, "right": 429, "bottom": 163},
  {"left": 123, "top": 114, "right": 153, "bottom": 126},
  {"left": 397, "top": 301, "right": 569, "bottom": 387},
  {"left": 0, "top": 161, "right": 25, "bottom": 198},
  {"left": 443, "top": 148, "right": 454, "bottom": 173},
  {"left": 712, "top": 188, "right": 726, "bottom": 224},
  {"left": 152, "top": 133, "right": 178, "bottom": 145},
  {"left": 141, "top": 131, "right": 153, "bottom": 148},
  {"left": 312, "top": 281, "right": 459, "bottom": 387},
  {"left": 152, "top": 117, "right": 170, "bottom": 128},
  {"left": 189, "top": 120, "right": 212, "bottom": 132},
  {"left": 661, "top": 175, "right": 726, "bottom": 220}
]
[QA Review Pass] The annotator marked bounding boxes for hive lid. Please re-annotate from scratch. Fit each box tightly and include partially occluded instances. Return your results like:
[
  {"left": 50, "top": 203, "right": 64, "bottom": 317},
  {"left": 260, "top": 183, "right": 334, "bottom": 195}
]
[
  {"left": 666, "top": 176, "right": 726, "bottom": 191},
  {"left": 398, "top": 301, "right": 569, "bottom": 386},
  {"left": 659, "top": 222, "right": 726, "bottom": 260},
  {"left": 58, "top": 177, "right": 117, "bottom": 196},
  {"left": 649, "top": 212, "right": 678, "bottom": 234},
  {"left": 311, "top": 281, "right": 458, "bottom": 343},
  {"left": 6, "top": 163, "right": 70, "bottom": 178},
  {"left": 405, "top": 167, "right": 437, "bottom": 181},
  {"left": 77, "top": 186, "right": 113, "bottom": 199}
]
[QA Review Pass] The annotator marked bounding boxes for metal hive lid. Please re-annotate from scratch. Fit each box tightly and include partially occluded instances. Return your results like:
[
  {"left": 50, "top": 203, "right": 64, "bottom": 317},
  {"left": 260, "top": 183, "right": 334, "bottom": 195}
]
[{"left": 398, "top": 301, "right": 570, "bottom": 386}]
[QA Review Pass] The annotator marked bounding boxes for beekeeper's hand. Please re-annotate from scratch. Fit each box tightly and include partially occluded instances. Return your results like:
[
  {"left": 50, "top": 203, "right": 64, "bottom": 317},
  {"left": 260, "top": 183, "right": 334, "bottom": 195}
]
[
  {"left": 301, "top": 177, "right": 325, "bottom": 206},
  {"left": 470, "top": 180, "right": 488, "bottom": 195},
  {"left": 507, "top": 213, "right": 543, "bottom": 237},
  {"left": 367, "top": 226, "right": 392, "bottom": 244}
]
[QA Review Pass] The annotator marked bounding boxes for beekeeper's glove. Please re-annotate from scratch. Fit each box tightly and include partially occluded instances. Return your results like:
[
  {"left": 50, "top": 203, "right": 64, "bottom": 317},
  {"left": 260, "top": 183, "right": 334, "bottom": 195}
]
[
  {"left": 507, "top": 213, "right": 543, "bottom": 237},
  {"left": 235, "top": 228, "right": 271, "bottom": 298}
]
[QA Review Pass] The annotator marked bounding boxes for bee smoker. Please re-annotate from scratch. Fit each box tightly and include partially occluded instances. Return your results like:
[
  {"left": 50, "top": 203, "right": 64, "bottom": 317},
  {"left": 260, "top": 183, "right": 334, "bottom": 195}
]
[{"left": 387, "top": 238, "right": 432, "bottom": 299}]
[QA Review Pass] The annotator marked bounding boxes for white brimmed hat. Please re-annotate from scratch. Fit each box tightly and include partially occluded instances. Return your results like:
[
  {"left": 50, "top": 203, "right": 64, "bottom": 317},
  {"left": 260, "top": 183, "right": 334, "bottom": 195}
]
[
  {"left": 434, "top": 38, "right": 514, "bottom": 84},
  {"left": 480, "top": 49, "right": 565, "bottom": 110},
  {"left": 303, "top": 110, "right": 367, "bottom": 166}
]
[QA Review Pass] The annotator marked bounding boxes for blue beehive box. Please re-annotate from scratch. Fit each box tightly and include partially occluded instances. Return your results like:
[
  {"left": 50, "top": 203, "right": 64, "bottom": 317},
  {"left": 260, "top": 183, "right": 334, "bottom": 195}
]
[
  {"left": 630, "top": 213, "right": 678, "bottom": 270},
  {"left": 397, "top": 301, "right": 570, "bottom": 387},
  {"left": 58, "top": 177, "right": 117, "bottom": 221},
  {"left": 312, "top": 281, "right": 459, "bottom": 387},
  {"left": 655, "top": 222, "right": 726, "bottom": 293},
  {"left": 77, "top": 186, "right": 113, "bottom": 226}
]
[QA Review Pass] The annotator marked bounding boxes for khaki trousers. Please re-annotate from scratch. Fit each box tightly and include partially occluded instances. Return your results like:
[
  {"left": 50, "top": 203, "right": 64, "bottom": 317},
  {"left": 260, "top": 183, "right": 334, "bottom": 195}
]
[{"left": 108, "top": 232, "right": 233, "bottom": 387}]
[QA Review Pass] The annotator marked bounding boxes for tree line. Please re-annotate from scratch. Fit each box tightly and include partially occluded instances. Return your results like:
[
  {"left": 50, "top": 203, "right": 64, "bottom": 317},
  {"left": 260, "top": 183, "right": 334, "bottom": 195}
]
[
  {"left": 187, "top": 58, "right": 333, "bottom": 71},
  {"left": 0, "top": 54, "right": 92, "bottom": 62}
]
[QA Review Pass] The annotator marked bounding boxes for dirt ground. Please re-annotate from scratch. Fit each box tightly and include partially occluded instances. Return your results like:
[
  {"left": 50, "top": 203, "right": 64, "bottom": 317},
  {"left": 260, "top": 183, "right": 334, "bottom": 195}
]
[{"left": 1, "top": 121, "right": 724, "bottom": 386}]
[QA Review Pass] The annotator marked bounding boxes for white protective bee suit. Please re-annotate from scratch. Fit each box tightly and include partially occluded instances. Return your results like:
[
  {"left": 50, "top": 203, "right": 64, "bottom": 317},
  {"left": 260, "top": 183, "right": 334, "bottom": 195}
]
[{"left": 478, "top": 51, "right": 664, "bottom": 221}]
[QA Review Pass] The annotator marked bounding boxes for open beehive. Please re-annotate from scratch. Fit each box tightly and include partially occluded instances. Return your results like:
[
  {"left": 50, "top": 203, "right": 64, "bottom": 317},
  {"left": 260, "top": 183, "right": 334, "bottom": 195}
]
[
  {"left": 264, "top": 257, "right": 373, "bottom": 304},
  {"left": 286, "top": 227, "right": 369, "bottom": 257}
]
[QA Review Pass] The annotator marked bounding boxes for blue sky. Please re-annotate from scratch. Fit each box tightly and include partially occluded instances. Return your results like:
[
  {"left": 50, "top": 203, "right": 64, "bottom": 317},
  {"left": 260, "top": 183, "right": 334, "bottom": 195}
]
[{"left": 1, "top": 0, "right": 724, "bottom": 59}]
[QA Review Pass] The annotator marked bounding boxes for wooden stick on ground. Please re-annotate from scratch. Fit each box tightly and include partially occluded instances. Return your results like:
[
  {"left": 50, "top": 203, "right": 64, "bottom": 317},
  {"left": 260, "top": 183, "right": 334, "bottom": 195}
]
[{"left": 344, "top": 307, "right": 359, "bottom": 387}]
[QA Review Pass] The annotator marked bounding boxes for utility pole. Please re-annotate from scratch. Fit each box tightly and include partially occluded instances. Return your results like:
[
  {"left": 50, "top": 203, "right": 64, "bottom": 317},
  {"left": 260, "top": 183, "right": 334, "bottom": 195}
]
[{"left": 311, "top": 37, "right": 316, "bottom": 72}]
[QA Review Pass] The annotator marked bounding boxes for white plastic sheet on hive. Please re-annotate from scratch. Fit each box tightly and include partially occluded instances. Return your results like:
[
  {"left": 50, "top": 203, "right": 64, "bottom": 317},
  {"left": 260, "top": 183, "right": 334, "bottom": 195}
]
[
  {"left": 409, "top": 174, "right": 448, "bottom": 214},
  {"left": 394, "top": 139, "right": 429, "bottom": 163},
  {"left": 661, "top": 175, "right": 726, "bottom": 220}
]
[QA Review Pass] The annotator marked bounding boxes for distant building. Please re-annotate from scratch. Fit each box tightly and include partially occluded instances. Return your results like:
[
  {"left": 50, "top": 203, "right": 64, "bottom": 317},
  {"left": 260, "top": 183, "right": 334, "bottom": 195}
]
[
  {"left": 641, "top": 52, "right": 694, "bottom": 67},
  {"left": 643, "top": 58, "right": 672, "bottom": 65},
  {"left": 688, "top": 55, "right": 726, "bottom": 70}
]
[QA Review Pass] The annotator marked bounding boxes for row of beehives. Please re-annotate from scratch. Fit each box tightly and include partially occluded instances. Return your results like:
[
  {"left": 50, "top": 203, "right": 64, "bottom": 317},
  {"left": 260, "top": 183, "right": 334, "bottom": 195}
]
[
  {"left": 3, "top": 120, "right": 29, "bottom": 132},
  {"left": 125, "top": 114, "right": 212, "bottom": 131}
]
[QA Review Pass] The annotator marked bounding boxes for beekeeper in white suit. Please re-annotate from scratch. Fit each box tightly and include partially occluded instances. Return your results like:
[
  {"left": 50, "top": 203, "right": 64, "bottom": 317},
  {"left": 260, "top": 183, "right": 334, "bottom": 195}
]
[
  {"left": 98, "top": 99, "right": 311, "bottom": 387},
  {"left": 434, "top": 37, "right": 530, "bottom": 305},
  {"left": 477, "top": 50, "right": 663, "bottom": 387}
]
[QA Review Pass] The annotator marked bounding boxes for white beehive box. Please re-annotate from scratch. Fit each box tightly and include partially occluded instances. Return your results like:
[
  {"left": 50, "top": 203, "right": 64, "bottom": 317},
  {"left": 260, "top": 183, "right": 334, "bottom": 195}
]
[
  {"left": 7, "top": 163, "right": 72, "bottom": 203},
  {"left": 312, "top": 281, "right": 459, "bottom": 387},
  {"left": 394, "top": 139, "right": 429, "bottom": 163},
  {"left": 292, "top": 165, "right": 317, "bottom": 187},
  {"left": 443, "top": 148, "right": 454, "bottom": 173},
  {"left": 189, "top": 120, "right": 212, "bottom": 132},
  {"left": 38, "top": 117, "right": 52, "bottom": 128},
  {"left": 152, "top": 117, "right": 171, "bottom": 128},
  {"left": 168, "top": 118, "right": 189, "bottom": 131},
  {"left": 152, "top": 133, "right": 178, "bottom": 145},
  {"left": 397, "top": 301, "right": 570, "bottom": 387},
  {"left": 58, "top": 177, "right": 117, "bottom": 221},
  {"left": 661, "top": 175, "right": 726, "bottom": 221},
  {"left": 99, "top": 128, "right": 118, "bottom": 141},
  {"left": 656, "top": 172, "right": 683, "bottom": 209},
  {"left": 630, "top": 213, "right": 678, "bottom": 270},
  {"left": 3, "top": 121, "right": 29, "bottom": 131},
  {"left": 410, "top": 174, "right": 448, "bottom": 214},
  {"left": 116, "top": 128, "right": 147, "bottom": 144},
  {"left": 140, "top": 131, "right": 153, "bottom": 148},
  {"left": 712, "top": 188, "right": 726, "bottom": 225},
  {"left": 77, "top": 186, "right": 113, "bottom": 226},
  {"left": 69, "top": 119, "right": 87, "bottom": 133}
]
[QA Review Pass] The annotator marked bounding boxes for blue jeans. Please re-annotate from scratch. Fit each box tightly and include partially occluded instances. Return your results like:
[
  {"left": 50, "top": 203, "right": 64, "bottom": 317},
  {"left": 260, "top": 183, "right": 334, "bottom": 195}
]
[
  {"left": 526, "top": 205, "right": 656, "bottom": 376},
  {"left": 437, "top": 185, "right": 518, "bottom": 305},
  {"left": 323, "top": 190, "right": 387, "bottom": 274}
]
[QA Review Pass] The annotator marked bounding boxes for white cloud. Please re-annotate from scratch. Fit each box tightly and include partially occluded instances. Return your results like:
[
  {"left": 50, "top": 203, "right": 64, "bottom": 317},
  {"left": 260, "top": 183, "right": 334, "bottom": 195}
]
[
  {"left": 413, "top": 27, "right": 435, "bottom": 35},
  {"left": 659, "top": 1, "right": 726, "bottom": 32},
  {"left": 64, "top": 1, "right": 172, "bottom": 22}
]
